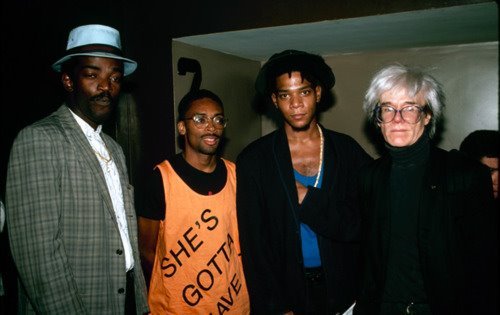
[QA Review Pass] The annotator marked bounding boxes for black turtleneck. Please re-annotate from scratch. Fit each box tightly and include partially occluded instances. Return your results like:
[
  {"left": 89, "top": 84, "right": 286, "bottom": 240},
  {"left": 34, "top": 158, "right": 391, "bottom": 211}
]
[{"left": 382, "top": 133, "right": 430, "bottom": 304}]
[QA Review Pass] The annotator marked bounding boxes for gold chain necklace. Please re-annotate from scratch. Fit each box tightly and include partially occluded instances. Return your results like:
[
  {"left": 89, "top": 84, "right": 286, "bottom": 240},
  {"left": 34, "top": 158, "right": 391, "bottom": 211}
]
[
  {"left": 92, "top": 138, "right": 112, "bottom": 164},
  {"left": 94, "top": 149, "right": 112, "bottom": 164},
  {"left": 313, "top": 124, "right": 324, "bottom": 188}
]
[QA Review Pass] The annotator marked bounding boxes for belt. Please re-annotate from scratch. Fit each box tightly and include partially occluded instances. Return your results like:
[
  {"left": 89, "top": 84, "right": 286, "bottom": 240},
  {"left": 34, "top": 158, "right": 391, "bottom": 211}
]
[{"left": 304, "top": 267, "right": 324, "bottom": 283}]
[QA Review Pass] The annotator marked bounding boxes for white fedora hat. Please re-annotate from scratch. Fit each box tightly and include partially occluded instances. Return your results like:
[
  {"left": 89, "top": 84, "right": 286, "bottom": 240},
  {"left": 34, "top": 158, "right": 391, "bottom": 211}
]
[{"left": 52, "top": 24, "right": 137, "bottom": 76}]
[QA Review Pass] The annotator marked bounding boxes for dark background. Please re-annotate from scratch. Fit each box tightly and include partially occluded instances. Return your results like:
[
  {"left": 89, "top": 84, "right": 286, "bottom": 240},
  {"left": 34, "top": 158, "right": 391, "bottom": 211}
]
[{"left": 0, "top": 0, "right": 491, "bottom": 312}]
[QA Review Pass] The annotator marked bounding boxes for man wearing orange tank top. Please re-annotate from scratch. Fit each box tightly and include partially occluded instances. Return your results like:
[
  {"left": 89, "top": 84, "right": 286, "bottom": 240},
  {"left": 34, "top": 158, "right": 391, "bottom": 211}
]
[{"left": 137, "top": 89, "right": 249, "bottom": 314}]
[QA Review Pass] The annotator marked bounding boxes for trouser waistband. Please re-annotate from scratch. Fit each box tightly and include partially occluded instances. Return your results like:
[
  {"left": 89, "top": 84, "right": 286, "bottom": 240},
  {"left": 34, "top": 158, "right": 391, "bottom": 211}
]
[
  {"left": 304, "top": 267, "right": 324, "bottom": 283},
  {"left": 380, "top": 301, "right": 431, "bottom": 315}
]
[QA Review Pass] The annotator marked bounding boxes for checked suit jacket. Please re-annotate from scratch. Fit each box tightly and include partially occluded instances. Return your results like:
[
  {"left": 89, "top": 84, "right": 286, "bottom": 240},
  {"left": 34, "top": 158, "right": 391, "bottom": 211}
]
[{"left": 6, "top": 105, "right": 149, "bottom": 314}]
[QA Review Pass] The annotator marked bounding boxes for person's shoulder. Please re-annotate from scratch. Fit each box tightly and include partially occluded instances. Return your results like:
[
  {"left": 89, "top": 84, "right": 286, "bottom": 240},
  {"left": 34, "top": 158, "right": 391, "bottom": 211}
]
[
  {"left": 162, "top": 154, "right": 182, "bottom": 169},
  {"left": 433, "top": 147, "right": 491, "bottom": 189},
  {"left": 323, "top": 128, "right": 372, "bottom": 160},
  {"left": 323, "top": 128, "right": 362, "bottom": 146},
  {"left": 359, "top": 153, "right": 388, "bottom": 175},
  {"left": 433, "top": 147, "right": 475, "bottom": 167},
  {"left": 237, "top": 130, "right": 278, "bottom": 161},
  {"left": 14, "top": 109, "right": 65, "bottom": 142},
  {"left": 221, "top": 157, "right": 235, "bottom": 169},
  {"left": 442, "top": 148, "right": 487, "bottom": 173}
]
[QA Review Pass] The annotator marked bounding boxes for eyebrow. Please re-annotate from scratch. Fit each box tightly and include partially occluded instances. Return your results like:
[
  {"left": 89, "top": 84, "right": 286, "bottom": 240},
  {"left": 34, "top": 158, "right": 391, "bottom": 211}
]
[
  {"left": 380, "top": 101, "right": 418, "bottom": 106},
  {"left": 81, "top": 64, "right": 124, "bottom": 74},
  {"left": 192, "top": 112, "right": 224, "bottom": 116},
  {"left": 276, "top": 84, "right": 313, "bottom": 93}
]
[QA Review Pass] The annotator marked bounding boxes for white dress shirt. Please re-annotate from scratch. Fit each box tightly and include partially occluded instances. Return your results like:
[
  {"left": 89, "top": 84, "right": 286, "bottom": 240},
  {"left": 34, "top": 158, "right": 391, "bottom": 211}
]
[{"left": 71, "top": 110, "right": 134, "bottom": 271}]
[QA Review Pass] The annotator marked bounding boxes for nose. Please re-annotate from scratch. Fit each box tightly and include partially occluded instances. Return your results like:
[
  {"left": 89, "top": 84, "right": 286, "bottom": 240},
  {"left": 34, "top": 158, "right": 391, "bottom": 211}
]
[
  {"left": 393, "top": 109, "right": 404, "bottom": 123},
  {"left": 290, "top": 94, "right": 303, "bottom": 109},
  {"left": 98, "top": 78, "right": 112, "bottom": 92},
  {"left": 205, "top": 118, "right": 216, "bottom": 131}
]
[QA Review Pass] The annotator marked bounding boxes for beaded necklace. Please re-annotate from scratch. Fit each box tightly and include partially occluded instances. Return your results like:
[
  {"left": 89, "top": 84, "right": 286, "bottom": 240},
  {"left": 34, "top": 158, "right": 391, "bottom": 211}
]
[{"left": 313, "top": 124, "right": 324, "bottom": 188}]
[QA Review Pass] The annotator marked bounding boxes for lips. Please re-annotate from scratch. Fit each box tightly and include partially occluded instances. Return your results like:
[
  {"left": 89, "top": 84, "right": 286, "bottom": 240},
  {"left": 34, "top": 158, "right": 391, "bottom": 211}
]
[
  {"left": 202, "top": 135, "right": 219, "bottom": 146},
  {"left": 94, "top": 97, "right": 111, "bottom": 106},
  {"left": 91, "top": 92, "right": 113, "bottom": 106},
  {"left": 291, "top": 113, "right": 306, "bottom": 120}
]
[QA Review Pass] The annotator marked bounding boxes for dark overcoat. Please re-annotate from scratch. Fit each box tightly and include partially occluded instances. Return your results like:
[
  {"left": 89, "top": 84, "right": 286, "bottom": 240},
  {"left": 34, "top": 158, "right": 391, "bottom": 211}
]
[
  {"left": 354, "top": 146, "right": 498, "bottom": 315},
  {"left": 236, "top": 126, "right": 372, "bottom": 314}
]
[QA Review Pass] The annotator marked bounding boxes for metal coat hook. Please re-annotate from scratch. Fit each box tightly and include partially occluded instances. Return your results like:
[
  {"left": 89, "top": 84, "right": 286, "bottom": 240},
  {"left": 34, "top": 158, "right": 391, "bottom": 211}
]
[{"left": 177, "top": 57, "right": 202, "bottom": 92}]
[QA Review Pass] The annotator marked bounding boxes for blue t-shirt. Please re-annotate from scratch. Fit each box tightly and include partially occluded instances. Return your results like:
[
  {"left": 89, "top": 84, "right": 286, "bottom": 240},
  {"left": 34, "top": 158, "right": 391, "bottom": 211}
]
[{"left": 294, "top": 166, "right": 324, "bottom": 268}]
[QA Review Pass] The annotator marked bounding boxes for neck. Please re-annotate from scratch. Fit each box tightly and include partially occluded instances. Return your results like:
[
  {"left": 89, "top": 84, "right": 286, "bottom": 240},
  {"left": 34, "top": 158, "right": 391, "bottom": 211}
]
[
  {"left": 284, "top": 120, "right": 320, "bottom": 142},
  {"left": 387, "top": 133, "right": 430, "bottom": 166},
  {"left": 183, "top": 151, "right": 218, "bottom": 173},
  {"left": 67, "top": 104, "right": 99, "bottom": 130}
]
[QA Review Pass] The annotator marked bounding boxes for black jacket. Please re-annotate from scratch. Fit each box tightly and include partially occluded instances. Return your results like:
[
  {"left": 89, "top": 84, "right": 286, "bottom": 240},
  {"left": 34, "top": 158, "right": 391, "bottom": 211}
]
[
  {"left": 236, "top": 126, "right": 372, "bottom": 314},
  {"left": 355, "top": 146, "right": 498, "bottom": 315}
]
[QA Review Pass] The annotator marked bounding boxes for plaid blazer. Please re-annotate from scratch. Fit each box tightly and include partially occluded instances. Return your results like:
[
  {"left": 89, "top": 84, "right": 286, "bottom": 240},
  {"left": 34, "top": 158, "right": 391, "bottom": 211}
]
[{"left": 6, "top": 105, "right": 149, "bottom": 314}]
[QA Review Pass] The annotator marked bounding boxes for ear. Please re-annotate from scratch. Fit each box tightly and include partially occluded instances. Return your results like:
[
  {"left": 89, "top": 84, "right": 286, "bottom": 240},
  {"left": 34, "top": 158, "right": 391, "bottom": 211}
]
[
  {"left": 61, "top": 74, "right": 74, "bottom": 92},
  {"left": 271, "top": 93, "right": 278, "bottom": 107},
  {"left": 177, "top": 120, "right": 186, "bottom": 136},
  {"left": 315, "top": 85, "right": 322, "bottom": 102},
  {"left": 423, "top": 113, "right": 432, "bottom": 126}
]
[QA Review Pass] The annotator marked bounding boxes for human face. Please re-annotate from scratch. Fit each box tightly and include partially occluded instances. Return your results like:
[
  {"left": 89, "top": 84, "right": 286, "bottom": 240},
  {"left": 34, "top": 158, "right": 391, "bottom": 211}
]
[
  {"left": 480, "top": 156, "right": 499, "bottom": 199},
  {"left": 63, "top": 56, "right": 123, "bottom": 129},
  {"left": 177, "top": 97, "right": 224, "bottom": 157},
  {"left": 378, "top": 88, "right": 431, "bottom": 147},
  {"left": 271, "top": 71, "right": 321, "bottom": 131}
]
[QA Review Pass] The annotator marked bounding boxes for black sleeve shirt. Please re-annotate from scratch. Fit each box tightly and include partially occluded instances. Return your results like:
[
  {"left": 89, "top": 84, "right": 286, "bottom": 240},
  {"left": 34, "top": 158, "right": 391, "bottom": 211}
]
[{"left": 137, "top": 153, "right": 227, "bottom": 220}]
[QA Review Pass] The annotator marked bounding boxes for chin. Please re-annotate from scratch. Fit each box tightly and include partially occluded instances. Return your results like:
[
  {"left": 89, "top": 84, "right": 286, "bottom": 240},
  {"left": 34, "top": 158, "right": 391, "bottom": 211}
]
[
  {"left": 96, "top": 109, "right": 114, "bottom": 121},
  {"left": 290, "top": 121, "right": 313, "bottom": 131},
  {"left": 199, "top": 148, "right": 218, "bottom": 156},
  {"left": 386, "top": 139, "right": 411, "bottom": 148}
]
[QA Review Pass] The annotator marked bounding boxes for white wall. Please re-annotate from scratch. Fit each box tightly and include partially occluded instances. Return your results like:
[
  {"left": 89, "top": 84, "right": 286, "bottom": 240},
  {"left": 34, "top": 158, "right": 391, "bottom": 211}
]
[
  {"left": 172, "top": 41, "right": 498, "bottom": 159},
  {"left": 172, "top": 41, "right": 262, "bottom": 161}
]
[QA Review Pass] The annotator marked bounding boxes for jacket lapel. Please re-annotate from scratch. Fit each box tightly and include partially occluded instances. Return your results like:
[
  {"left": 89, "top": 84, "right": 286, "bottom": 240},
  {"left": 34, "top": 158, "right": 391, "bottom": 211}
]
[
  {"left": 272, "top": 129, "right": 300, "bottom": 215},
  {"left": 372, "top": 157, "right": 392, "bottom": 273},
  {"left": 56, "top": 105, "right": 117, "bottom": 220},
  {"left": 321, "top": 125, "right": 336, "bottom": 191},
  {"left": 418, "top": 147, "right": 446, "bottom": 275}
]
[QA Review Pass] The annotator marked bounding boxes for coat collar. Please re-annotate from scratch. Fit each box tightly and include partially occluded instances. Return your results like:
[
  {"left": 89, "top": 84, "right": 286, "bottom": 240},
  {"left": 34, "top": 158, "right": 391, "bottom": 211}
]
[{"left": 55, "top": 105, "right": 117, "bottom": 219}]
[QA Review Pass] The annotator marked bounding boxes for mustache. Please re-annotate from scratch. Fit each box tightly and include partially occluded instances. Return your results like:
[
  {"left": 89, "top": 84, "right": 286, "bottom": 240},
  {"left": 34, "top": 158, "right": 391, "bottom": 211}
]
[
  {"left": 202, "top": 133, "right": 220, "bottom": 139},
  {"left": 90, "top": 92, "right": 113, "bottom": 102}
]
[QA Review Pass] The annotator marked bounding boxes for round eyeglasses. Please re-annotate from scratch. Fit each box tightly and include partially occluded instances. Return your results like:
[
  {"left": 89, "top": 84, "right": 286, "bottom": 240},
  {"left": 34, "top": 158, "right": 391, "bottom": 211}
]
[
  {"left": 375, "top": 105, "right": 426, "bottom": 124},
  {"left": 184, "top": 114, "right": 228, "bottom": 129}
]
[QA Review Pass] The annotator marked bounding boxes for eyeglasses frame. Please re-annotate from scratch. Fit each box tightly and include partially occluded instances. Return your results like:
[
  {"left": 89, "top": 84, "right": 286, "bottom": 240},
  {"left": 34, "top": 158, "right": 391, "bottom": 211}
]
[
  {"left": 183, "top": 114, "right": 228, "bottom": 129},
  {"left": 375, "top": 104, "right": 427, "bottom": 124}
]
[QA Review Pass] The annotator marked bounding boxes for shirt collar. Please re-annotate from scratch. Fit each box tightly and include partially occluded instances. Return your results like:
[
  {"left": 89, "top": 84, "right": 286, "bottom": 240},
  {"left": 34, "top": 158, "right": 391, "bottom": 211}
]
[{"left": 69, "top": 108, "right": 103, "bottom": 138}]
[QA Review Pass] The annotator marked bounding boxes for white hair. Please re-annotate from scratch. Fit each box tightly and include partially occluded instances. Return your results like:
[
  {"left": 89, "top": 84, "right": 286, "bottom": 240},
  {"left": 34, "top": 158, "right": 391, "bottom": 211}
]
[{"left": 363, "top": 64, "right": 445, "bottom": 137}]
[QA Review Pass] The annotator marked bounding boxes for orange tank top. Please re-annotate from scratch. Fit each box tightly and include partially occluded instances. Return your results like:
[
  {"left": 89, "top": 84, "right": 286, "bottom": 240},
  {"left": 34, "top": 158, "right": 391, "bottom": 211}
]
[{"left": 148, "top": 159, "right": 249, "bottom": 315}]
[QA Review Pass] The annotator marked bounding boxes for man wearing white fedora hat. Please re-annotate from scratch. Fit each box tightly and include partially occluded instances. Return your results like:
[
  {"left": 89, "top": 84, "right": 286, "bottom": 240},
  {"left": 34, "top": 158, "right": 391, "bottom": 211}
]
[{"left": 5, "top": 24, "right": 149, "bottom": 314}]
